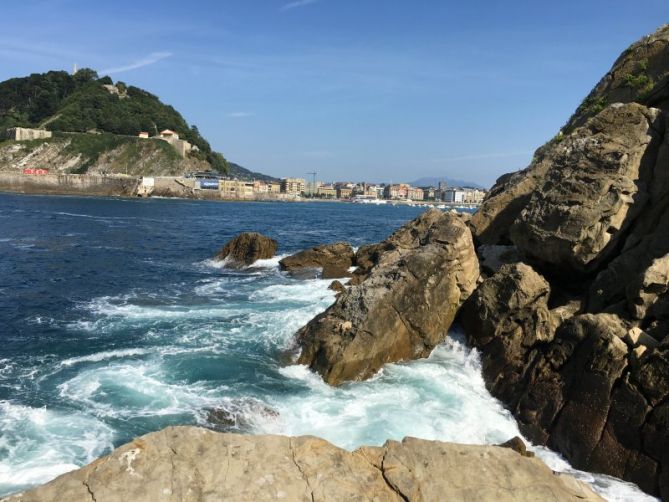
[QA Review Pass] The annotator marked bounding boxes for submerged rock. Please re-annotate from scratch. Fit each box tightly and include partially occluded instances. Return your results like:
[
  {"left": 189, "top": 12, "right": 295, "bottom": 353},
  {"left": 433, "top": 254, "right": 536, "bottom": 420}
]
[
  {"left": 497, "top": 436, "right": 534, "bottom": 458},
  {"left": 296, "top": 209, "right": 479, "bottom": 385},
  {"left": 204, "top": 399, "right": 279, "bottom": 433},
  {"left": 7, "top": 426, "right": 603, "bottom": 502},
  {"left": 279, "top": 242, "right": 354, "bottom": 279},
  {"left": 215, "top": 232, "right": 277, "bottom": 266}
]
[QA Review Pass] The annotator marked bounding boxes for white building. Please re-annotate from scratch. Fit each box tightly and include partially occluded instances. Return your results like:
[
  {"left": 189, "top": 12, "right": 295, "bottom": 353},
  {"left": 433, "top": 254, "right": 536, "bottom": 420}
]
[{"left": 443, "top": 188, "right": 466, "bottom": 203}]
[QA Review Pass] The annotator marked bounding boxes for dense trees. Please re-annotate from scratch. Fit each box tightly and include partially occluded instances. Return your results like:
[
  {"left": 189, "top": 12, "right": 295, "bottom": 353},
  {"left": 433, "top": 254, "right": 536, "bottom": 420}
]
[{"left": 0, "top": 69, "right": 228, "bottom": 172}]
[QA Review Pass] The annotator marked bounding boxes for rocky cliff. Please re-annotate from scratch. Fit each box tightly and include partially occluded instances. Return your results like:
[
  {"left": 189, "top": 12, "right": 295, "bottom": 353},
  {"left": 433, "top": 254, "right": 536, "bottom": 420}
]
[
  {"left": 3, "top": 426, "right": 602, "bottom": 502},
  {"left": 461, "top": 24, "right": 669, "bottom": 497}
]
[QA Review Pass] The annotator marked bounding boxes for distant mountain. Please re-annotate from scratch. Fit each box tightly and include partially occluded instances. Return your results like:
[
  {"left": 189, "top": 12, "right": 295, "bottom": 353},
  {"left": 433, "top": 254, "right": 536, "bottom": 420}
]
[
  {"left": 227, "top": 162, "right": 279, "bottom": 182},
  {"left": 408, "top": 177, "right": 486, "bottom": 189}
]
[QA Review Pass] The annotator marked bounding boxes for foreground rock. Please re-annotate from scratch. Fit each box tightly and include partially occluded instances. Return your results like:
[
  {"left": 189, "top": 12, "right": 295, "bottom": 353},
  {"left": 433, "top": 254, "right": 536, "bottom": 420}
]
[
  {"left": 279, "top": 242, "right": 354, "bottom": 279},
  {"left": 5, "top": 426, "right": 602, "bottom": 502},
  {"left": 215, "top": 232, "right": 277, "bottom": 266},
  {"left": 296, "top": 209, "right": 479, "bottom": 385}
]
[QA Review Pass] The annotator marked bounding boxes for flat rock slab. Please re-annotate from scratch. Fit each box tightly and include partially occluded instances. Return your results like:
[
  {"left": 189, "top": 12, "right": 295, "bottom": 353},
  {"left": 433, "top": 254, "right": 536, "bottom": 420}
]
[{"left": 4, "top": 426, "right": 602, "bottom": 502}]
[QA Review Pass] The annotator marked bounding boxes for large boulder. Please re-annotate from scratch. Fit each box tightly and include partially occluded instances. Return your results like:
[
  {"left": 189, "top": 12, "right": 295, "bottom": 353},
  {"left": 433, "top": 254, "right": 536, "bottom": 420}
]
[
  {"left": 279, "top": 242, "right": 354, "bottom": 279},
  {"left": 8, "top": 426, "right": 603, "bottom": 502},
  {"left": 469, "top": 160, "right": 550, "bottom": 246},
  {"left": 215, "top": 232, "right": 278, "bottom": 266},
  {"left": 296, "top": 209, "right": 479, "bottom": 385},
  {"left": 509, "top": 103, "right": 664, "bottom": 274},
  {"left": 460, "top": 263, "right": 554, "bottom": 404}
]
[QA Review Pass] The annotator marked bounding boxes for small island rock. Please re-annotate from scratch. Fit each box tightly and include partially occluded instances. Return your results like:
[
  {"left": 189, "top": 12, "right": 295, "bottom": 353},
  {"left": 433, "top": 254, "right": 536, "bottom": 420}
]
[{"left": 215, "top": 232, "right": 277, "bottom": 266}]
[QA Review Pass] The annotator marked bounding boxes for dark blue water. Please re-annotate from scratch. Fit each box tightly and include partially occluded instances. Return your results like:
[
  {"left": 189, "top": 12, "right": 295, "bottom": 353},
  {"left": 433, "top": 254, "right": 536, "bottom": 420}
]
[{"left": 0, "top": 193, "right": 649, "bottom": 500}]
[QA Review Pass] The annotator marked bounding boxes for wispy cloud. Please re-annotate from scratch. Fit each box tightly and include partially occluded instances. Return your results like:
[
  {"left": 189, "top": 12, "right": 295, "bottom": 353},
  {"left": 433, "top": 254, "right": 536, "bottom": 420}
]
[
  {"left": 100, "top": 51, "right": 172, "bottom": 75},
  {"left": 227, "top": 111, "right": 254, "bottom": 118},
  {"left": 280, "top": 0, "right": 319, "bottom": 11}
]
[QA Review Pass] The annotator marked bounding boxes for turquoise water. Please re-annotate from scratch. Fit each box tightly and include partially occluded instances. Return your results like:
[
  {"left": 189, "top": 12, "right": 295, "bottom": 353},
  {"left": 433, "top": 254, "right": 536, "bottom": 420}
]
[{"left": 0, "top": 194, "right": 652, "bottom": 500}]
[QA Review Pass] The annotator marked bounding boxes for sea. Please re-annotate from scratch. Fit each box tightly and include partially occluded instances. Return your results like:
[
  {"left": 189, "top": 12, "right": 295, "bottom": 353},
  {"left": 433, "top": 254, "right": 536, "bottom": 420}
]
[{"left": 0, "top": 193, "right": 654, "bottom": 500}]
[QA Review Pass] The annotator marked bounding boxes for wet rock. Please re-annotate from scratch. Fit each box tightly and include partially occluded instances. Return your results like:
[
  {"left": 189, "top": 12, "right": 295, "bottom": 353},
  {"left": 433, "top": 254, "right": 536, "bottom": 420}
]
[
  {"left": 461, "top": 263, "right": 553, "bottom": 404},
  {"left": 497, "top": 436, "right": 534, "bottom": 457},
  {"left": 215, "top": 232, "right": 278, "bottom": 266},
  {"left": 296, "top": 209, "right": 479, "bottom": 385},
  {"left": 328, "top": 280, "right": 346, "bottom": 294},
  {"left": 279, "top": 242, "right": 354, "bottom": 279},
  {"left": 9, "top": 426, "right": 603, "bottom": 502},
  {"left": 204, "top": 400, "right": 279, "bottom": 433}
]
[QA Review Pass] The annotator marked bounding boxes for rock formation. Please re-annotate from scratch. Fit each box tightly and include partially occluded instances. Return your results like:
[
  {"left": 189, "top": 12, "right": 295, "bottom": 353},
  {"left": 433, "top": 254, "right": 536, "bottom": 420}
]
[
  {"left": 296, "top": 209, "right": 479, "bottom": 385},
  {"left": 279, "top": 242, "right": 354, "bottom": 279},
  {"left": 510, "top": 103, "right": 663, "bottom": 273},
  {"left": 461, "top": 25, "right": 669, "bottom": 497},
  {"left": 215, "top": 232, "right": 277, "bottom": 267},
  {"left": 5, "top": 426, "right": 602, "bottom": 502}
]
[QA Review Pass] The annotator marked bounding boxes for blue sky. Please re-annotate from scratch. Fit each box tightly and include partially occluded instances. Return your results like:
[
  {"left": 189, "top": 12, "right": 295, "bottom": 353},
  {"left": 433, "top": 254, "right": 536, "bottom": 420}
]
[{"left": 1, "top": 1, "right": 668, "bottom": 186}]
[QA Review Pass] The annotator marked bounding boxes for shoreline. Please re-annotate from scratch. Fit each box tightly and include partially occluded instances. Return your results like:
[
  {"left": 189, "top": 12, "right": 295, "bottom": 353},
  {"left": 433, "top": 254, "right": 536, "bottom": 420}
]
[{"left": 0, "top": 173, "right": 480, "bottom": 209}]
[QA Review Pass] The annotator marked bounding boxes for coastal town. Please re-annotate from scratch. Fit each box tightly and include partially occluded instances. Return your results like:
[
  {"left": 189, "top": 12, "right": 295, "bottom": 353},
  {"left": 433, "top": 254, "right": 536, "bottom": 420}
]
[
  {"left": 180, "top": 173, "right": 487, "bottom": 205},
  {"left": 2, "top": 126, "right": 487, "bottom": 205},
  {"left": 135, "top": 129, "right": 488, "bottom": 204}
]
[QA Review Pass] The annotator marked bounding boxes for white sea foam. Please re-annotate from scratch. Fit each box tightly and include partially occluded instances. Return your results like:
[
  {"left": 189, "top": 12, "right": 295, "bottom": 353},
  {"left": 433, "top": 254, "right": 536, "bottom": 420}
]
[
  {"left": 265, "top": 337, "right": 520, "bottom": 447},
  {"left": 60, "top": 348, "right": 154, "bottom": 367},
  {"left": 249, "top": 279, "right": 335, "bottom": 304},
  {"left": 258, "top": 336, "right": 655, "bottom": 502},
  {"left": 84, "top": 295, "right": 246, "bottom": 321},
  {"left": 0, "top": 401, "right": 113, "bottom": 494},
  {"left": 57, "top": 362, "right": 226, "bottom": 419},
  {"left": 199, "top": 253, "right": 289, "bottom": 271}
]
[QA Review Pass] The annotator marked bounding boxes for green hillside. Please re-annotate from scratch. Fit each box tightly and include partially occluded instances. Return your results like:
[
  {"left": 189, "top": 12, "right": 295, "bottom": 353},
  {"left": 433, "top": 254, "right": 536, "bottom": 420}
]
[{"left": 0, "top": 69, "right": 230, "bottom": 171}]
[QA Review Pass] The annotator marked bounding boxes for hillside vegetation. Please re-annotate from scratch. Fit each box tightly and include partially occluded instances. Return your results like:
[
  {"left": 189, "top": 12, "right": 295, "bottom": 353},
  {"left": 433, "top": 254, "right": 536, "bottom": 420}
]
[
  {"left": 0, "top": 68, "right": 230, "bottom": 171},
  {"left": 0, "top": 132, "right": 209, "bottom": 176},
  {"left": 562, "top": 23, "right": 669, "bottom": 133}
]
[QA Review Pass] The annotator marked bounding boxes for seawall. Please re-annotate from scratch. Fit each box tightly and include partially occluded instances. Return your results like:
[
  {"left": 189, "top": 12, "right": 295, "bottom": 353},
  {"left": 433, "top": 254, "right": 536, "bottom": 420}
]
[{"left": 0, "top": 173, "right": 139, "bottom": 197}]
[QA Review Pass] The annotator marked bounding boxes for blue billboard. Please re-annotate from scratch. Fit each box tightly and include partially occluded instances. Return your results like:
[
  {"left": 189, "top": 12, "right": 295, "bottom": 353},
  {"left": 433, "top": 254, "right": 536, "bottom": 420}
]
[{"left": 200, "top": 179, "right": 219, "bottom": 190}]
